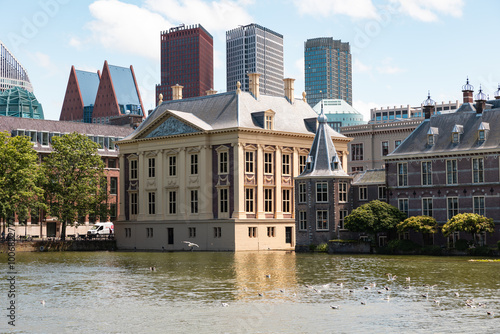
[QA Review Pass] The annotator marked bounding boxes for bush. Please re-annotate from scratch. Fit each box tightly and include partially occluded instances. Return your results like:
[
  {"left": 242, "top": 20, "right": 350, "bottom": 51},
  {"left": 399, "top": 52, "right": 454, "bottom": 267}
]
[
  {"left": 498, "top": 240, "right": 500, "bottom": 251},
  {"left": 454, "top": 239, "right": 469, "bottom": 251},
  {"left": 388, "top": 239, "right": 421, "bottom": 253},
  {"left": 421, "top": 245, "right": 443, "bottom": 256},
  {"left": 309, "top": 244, "right": 317, "bottom": 252},
  {"left": 468, "top": 246, "right": 491, "bottom": 256},
  {"left": 316, "top": 243, "right": 329, "bottom": 253}
]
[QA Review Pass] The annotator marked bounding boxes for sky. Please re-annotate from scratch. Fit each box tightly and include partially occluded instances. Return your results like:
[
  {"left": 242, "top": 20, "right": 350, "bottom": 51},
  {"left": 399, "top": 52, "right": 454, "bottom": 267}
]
[{"left": 2, "top": 0, "right": 500, "bottom": 121}]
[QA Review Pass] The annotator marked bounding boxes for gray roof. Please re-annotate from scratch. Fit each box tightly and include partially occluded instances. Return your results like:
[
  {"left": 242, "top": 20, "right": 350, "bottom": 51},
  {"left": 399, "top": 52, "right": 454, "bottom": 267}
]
[
  {"left": 352, "top": 169, "right": 386, "bottom": 185},
  {"left": 387, "top": 102, "right": 500, "bottom": 158},
  {"left": 126, "top": 91, "right": 347, "bottom": 141}
]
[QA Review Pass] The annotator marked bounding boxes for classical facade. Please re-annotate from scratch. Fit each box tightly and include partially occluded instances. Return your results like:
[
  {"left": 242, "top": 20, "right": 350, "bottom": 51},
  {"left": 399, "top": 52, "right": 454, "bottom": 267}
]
[
  {"left": 0, "top": 116, "right": 132, "bottom": 238},
  {"left": 295, "top": 108, "right": 353, "bottom": 249},
  {"left": 116, "top": 75, "right": 351, "bottom": 251},
  {"left": 385, "top": 81, "right": 500, "bottom": 246}
]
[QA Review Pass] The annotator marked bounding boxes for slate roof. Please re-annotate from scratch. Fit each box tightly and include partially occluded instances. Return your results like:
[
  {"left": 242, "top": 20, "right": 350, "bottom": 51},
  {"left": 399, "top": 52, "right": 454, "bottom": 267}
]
[
  {"left": 352, "top": 169, "right": 386, "bottom": 185},
  {"left": 125, "top": 91, "right": 347, "bottom": 141},
  {"left": 386, "top": 101, "right": 500, "bottom": 158}
]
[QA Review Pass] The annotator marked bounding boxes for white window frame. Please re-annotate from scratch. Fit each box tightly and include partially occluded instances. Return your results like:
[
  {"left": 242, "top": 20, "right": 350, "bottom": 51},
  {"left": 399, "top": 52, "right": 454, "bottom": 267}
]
[
  {"left": 282, "top": 154, "right": 291, "bottom": 175},
  {"left": 316, "top": 210, "right": 329, "bottom": 231},
  {"left": 339, "top": 182, "right": 348, "bottom": 202},
  {"left": 359, "top": 186, "right": 368, "bottom": 201},
  {"left": 446, "top": 159, "right": 458, "bottom": 185},
  {"left": 245, "top": 151, "right": 254, "bottom": 174},
  {"left": 168, "top": 190, "right": 177, "bottom": 215},
  {"left": 421, "top": 161, "right": 432, "bottom": 185},
  {"left": 316, "top": 182, "right": 328, "bottom": 203},
  {"left": 282, "top": 188, "right": 291, "bottom": 213},
  {"left": 473, "top": 196, "right": 485, "bottom": 216},
  {"left": 219, "top": 188, "right": 229, "bottom": 215},
  {"left": 472, "top": 158, "right": 484, "bottom": 183},
  {"left": 339, "top": 210, "right": 348, "bottom": 230},
  {"left": 148, "top": 191, "right": 156, "bottom": 215},
  {"left": 168, "top": 155, "right": 177, "bottom": 176},
  {"left": 447, "top": 197, "right": 459, "bottom": 220},
  {"left": 245, "top": 188, "right": 254, "bottom": 213},
  {"left": 264, "top": 152, "right": 273, "bottom": 175},
  {"left": 397, "top": 162, "right": 408, "bottom": 187},
  {"left": 264, "top": 188, "right": 274, "bottom": 213},
  {"left": 299, "top": 211, "right": 307, "bottom": 231},
  {"left": 422, "top": 197, "right": 433, "bottom": 217},
  {"left": 398, "top": 198, "right": 409, "bottom": 216}
]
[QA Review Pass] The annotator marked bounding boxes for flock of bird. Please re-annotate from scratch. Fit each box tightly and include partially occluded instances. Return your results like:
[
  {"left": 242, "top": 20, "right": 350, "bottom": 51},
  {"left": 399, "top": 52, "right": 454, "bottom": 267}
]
[{"left": 218, "top": 272, "right": 496, "bottom": 317}]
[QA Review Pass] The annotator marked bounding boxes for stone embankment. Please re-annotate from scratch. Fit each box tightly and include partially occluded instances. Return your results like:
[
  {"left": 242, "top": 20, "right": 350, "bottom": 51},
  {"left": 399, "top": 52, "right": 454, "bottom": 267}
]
[{"left": 0, "top": 240, "right": 116, "bottom": 252}]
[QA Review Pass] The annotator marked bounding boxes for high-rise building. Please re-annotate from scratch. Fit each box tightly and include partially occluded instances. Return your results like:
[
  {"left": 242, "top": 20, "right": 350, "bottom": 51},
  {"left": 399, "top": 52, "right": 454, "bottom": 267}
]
[
  {"left": 0, "top": 40, "right": 33, "bottom": 93},
  {"left": 226, "top": 24, "right": 284, "bottom": 96},
  {"left": 304, "top": 38, "right": 352, "bottom": 108},
  {"left": 156, "top": 24, "right": 213, "bottom": 103}
]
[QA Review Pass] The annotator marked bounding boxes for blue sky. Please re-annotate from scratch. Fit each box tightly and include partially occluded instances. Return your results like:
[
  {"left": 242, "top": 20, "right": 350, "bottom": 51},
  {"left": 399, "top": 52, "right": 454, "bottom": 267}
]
[{"left": 2, "top": 0, "right": 499, "bottom": 121}]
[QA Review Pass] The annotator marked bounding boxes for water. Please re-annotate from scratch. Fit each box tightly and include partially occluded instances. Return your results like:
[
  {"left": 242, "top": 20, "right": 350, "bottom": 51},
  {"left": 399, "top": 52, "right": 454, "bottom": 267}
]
[{"left": 1, "top": 251, "right": 499, "bottom": 333}]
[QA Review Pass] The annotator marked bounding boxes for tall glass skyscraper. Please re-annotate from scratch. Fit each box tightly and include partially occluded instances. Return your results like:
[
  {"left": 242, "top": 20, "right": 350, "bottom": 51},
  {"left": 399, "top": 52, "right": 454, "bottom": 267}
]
[
  {"left": 0, "top": 40, "right": 33, "bottom": 93},
  {"left": 226, "top": 24, "right": 284, "bottom": 96},
  {"left": 304, "top": 38, "right": 352, "bottom": 108}
]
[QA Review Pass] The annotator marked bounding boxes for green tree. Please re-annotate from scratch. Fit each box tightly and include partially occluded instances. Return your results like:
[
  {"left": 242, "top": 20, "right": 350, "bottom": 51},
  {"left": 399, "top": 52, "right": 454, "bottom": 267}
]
[
  {"left": 344, "top": 200, "right": 406, "bottom": 236},
  {"left": 442, "top": 213, "right": 495, "bottom": 241},
  {"left": 397, "top": 216, "right": 438, "bottom": 234},
  {"left": 0, "top": 131, "right": 45, "bottom": 235},
  {"left": 42, "top": 133, "right": 108, "bottom": 240}
]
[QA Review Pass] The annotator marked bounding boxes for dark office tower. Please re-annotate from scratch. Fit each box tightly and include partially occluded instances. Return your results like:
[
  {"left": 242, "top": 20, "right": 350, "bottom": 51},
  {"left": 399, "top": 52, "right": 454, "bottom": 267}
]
[
  {"left": 226, "top": 24, "right": 284, "bottom": 96},
  {"left": 156, "top": 24, "right": 213, "bottom": 103},
  {"left": 304, "top": 38, "right": 352, "bottom": 108}
]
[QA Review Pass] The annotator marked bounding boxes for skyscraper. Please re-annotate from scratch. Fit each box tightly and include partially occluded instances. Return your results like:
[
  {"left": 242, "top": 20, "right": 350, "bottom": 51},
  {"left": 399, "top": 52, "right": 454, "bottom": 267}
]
[
  {"left": 0, "top": 40, "right": 33, "bottom": 93},
  {"left": 304, "top": 38, "right": 352, "bottom": 108},
  {"left": 226, "top": 24, "right": 284, "bottom": 96},
  {"left": 156, "top": 24, "right": 213, "bottom": 103}
]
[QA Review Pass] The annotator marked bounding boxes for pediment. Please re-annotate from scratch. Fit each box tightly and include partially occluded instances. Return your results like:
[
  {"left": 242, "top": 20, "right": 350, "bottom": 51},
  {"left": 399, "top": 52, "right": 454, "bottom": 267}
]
[{"left": 144, "top": 116, "right": 200, "bottom": 138}]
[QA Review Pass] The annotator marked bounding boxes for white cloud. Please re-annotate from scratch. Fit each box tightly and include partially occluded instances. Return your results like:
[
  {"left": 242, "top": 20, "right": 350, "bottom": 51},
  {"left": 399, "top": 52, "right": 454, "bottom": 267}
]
[
  {"left": 87, "top": 0, "right": 171, "bottom": 60},
  {"left": 144, "top": 0, "right": 253, "bottom": 32},
  {"left": 293, "top": 0, "right": 378, "bottom": 20},
  {"left": 390, "top": 0, "right": 464, "bottom": 22},
  {"left": 353, "top": 100, "right": 379, "bottom": 121},
  {"left": 376, "top": 57, "right": 405, "bottom": 74},
  {"left": 353, "top": 59, "right": 371, "bottom": 73},
  {"left": 69, "top": 37, "right": 82, "bottom": 49},
  {"left": 31, "top": 52, "right": 60, "bottom": 77}
]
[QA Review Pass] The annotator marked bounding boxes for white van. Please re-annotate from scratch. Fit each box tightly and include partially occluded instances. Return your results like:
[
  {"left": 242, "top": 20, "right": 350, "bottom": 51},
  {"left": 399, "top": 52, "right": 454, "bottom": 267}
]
[{"left": 87, "top": 222, "right": 114, "bottom": 238}]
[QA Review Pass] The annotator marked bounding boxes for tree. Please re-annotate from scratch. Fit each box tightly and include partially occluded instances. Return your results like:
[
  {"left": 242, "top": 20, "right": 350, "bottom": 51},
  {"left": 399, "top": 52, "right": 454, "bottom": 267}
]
[
  {"left": 397, "top": 216, "right": 438, "bottom": 234},
  {"left": 442, "top": 213, "right": 495, "bottom": 241},
  {"left": 42, "top": 133, "right": 108, "bottom": 240},
  {"left": 0, "top": 131, "right": 45, "bottom": 235},
  {"left": 344, "top": 200, "right": 407, "bottom": 236}
]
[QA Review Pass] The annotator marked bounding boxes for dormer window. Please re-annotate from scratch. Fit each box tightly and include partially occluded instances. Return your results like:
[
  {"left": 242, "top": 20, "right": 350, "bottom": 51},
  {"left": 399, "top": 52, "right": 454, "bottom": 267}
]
[
  {"left": 428, "top": 134, "right": 434, "bottom": 146},
  {"left": 306, "top": 155, "right": 313, "bottom": 170},
  {"left": 451, "top": 124, "right": 463, "bottom": 144},
  {"left": 452, "top": 132, "right": 459, "bottom": 143},
  {"left": 427, "top": 127, "right": 438, "bottom": 146},
  {"left": 478, "top": 122, "right": 489, "bottom": 142},
  {"left": 265, "top": 115, "right": 273, "bottom": 129},
  {"left": 478, "top": 130, "right": 485, "bottom": 141}
]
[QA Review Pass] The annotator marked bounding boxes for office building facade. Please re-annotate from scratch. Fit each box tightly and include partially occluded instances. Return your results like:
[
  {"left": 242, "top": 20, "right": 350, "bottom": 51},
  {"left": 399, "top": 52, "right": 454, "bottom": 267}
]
[
  {"left": 0, "top": 40, "right": 33, "bottom": 93},
  {"left": 226, "top": 24, "right": 284, "bottom": 97},
  {"left": 305, "top": 38, "right": 352, "bottom": 108},
  {"left": 156, "top": 24, "right": 214, "bottom": 102}
]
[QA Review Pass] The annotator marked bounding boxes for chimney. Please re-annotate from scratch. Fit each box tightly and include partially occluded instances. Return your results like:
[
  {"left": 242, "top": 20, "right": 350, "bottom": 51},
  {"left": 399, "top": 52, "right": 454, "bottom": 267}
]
[
  {"left": 422, "top": 91, "right": 435, "bottom": 119},
  {"left": 205, "top": 88, "right": 217, "bottom": 96},
  {"left": 475, "top": 85, "right": 487, "bottom": 114},
  {"left": 462, "top": 77, "right": 474, "bottom": 104},
  {"left": 247, "top": 73, "right": 260, "bottom": 99},
  {"left": 283, "top": 78, "right": 295, "bottom": 104},
  {"left": 171, "top": 84, "right": 183, "bottom": 100}
]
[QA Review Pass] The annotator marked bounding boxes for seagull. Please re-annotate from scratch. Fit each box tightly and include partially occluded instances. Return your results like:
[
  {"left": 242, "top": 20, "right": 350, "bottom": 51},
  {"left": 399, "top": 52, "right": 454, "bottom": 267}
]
[
  {"left": 454, "top": 292, "right": 460, "bottom": 297},
  {"left": 183, "top": 241, "right": 199, "bottom": 249},
  {"left": 330, "top": 305, "right": 340, "bottom": 309},
  {"left": 434, "top": 300, "right": 440, "bottom": 305},
  {"left": 387, "top": 274, "right": 397, "bottom": 281},
  {"left": 322, "top": 283, "right": 331, "bottom": 288},
  {"left": 258, "top": 293, "right": 263, "bottom": 297},
  {"left": 221, "top": 302, "right": 229, "bottom": 307},
  {"left": 487, "top": 311, "right": 494, "bottom": 316},
  {"left": 406, "top": 277, "right": 411, "bottom": 282},
  {"left": 40, "top": 300, "right": 46, "bottom": 306},
  {"left": 265, "top": 274, "right": 271, "bottom": 278},
  {"left": 336, "top": 283, "right": 344, "bottom": 288},
  {"left": 377, "top": 290, "right": 384, "bottom": 294},
  {"left": 280, "top": 289, "right": 285, "bottom": 293},
  {"left": 364, "top": 286, "right": 371, "bottom": 290},
  {"left": 361, "top": 301, "right": 366, "bottom": 305},
  {"left": 349, "top": 289, "right": 354, "bottom": 293},
  {"left": 384, "top": 286, "right": 391, "bottom": 291},
  {"left": 149, "top": 266, "right": 156, "bottom": 271}
]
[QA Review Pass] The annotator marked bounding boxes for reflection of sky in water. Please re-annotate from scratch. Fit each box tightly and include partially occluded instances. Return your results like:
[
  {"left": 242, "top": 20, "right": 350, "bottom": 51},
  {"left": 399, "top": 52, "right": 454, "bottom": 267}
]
[{"left": 2, "top": 252, "right": 499, "bottom": 333}]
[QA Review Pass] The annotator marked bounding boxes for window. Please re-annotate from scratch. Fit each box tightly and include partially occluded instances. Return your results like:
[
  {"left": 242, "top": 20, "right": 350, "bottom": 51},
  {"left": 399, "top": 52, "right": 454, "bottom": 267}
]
[
  {"left": 40, "top": 132, "right": 48, "bottom": 145},
  {"left": 146, "top": 227, "right": 153, "bottom": 238},
  {"left": 316, "top": 182, "right": 328, "bottom": 202},
  {"left": 398, "top": 198, "right": 409, "bottom": 216},
  {"left": 168, "top": 191, "right": 177, "bottom": 214},
  {"left": 265, "top": 115, "right": 273, "bottom": 129},
  {"left": 264, "top": 188, "right": 274, "bottom": 213},
  {"left": 125, "top": 228, "right": 131, "bottom": 238},
  {"left": 267, "top": 227, "right": 276, "bottom": 237},
  {"left": 248, "top": 227, "right": 258, "bottom": 238},
  {"left": 245, "top": 151, "right": 254, "bottom": 173},
  {"left": 472, "top": 158, "right": 484, "bottom": 183},
  {"left": 447, "top": 197, "right": 459, "bottom": 220},
  {"left": 397, "top": 163, "right": 408, "bottom": 186},
  {"left": 422, "top": 198, "right": 433, "bottom": 217},
  {"left": 339, "top": 210, "right": 348, "bottom": 230},
  {"left": 351, "top": 166, "right": 364, "bottom": 173},
  {"left": 108, "top": 137, "right": 115, "bottom": 150},
  {"left": 395, "top": 140, "right": 402, "bottom": 149},
  {"left": 167, "top": 228, "right": 174, "bottom": 244},
  {"left": 148, "top": 192, "right": 156, "bottom": 215},
  {"left": 219, "top": 188, "right": 229, "bottom": 213},
  {"left": 478, "top": 130, "right": 485, "bottom": 142},
  {"left": 298, "top": 183, "right": 307, "bottom": 203},
  {"left": 264, "top": 152, "right": 273, "bottom": 174},
  {"left": 299, "top": 211, "right": 307, "bottom": 231},
  {"left": 282, "top": 189, "right": 291, "bottom": 213},
  {"left": 382, "top": 141, "right": 389, "bottom": 156},
  {"left": 282, "top": 154, "right": 291, "bottom": 175},
  {"left": 108, "top": 158, "right": 116, "bottom": 169},
  {"left": 422, "top": 161, "right": 432, "bottom": 185},
  {"left": 245, "top": 188, "right": 254, "bottom": 213},
  {"left": 219, "top": 151, "right": 228, "bottom": 174},
  {"left": 109, "top": 203, "right": 117, "bottom": 220},
  {"left": 130, "top": 160, "right": 138, "bottom": 180},
  {"left": 446, "top": 160, "right": 457, "bottom": 185},
  {"left": 189, "top": 227, "right": 196, "bottom": 238},
  {"left": 148, "top": 158, "right": 155, "bottom": 178},
  {"left": 190, "top": 154, "right": 198, "bottom": 175},
  {"left": 130, "top": 193, "right": 138, "bottom": 216},
  {"left": 351, "top": 143, "right": 363, "bottom": 161},
  {"left": 378, "top": 186, "right": 386, "bottom": 200},
  {"left": 98, "top": 136, "right": 105, "bottom": 149},
  {"left": 427, "top": 135, "right": 434, "bottom": 146},
  {"left": 452, "top": 132, "right": 459, "bottom": 143},
  {"left": 190, "top": 190, "right": 198, "bottom": 214},
  {"left": 339, "top": 182, "right": 348, "bottom": 202},
  {"left": 359, "top": 187, "right": 368, "bottom": 201},
  {"left": 110, "top": 177, "right": 117, "bottom": 195},
  {"left": 473, "top": 196, "right": 485, "bottom": 216},
  {"left": 316, "top": 210, "right": 328, "bottom": 230},
  {"left": 214, "top": 227, "right": 222, "bottom": 238},
  {"left": 299, "top": 155, "right": 307, "bottom": 173},
  {"left": 169, "top": 155, "right": 177, "bottom": 176}
]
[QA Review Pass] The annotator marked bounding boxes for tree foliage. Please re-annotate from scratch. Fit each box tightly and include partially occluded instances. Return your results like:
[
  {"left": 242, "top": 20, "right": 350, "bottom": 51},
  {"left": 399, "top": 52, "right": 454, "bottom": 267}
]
[
  {"left": 42, "top": 133, "right": 108, "bottom": 240},
  {"left": 344, "top": 200, "right": 407, "bottom": 235},
  {"left": 442, "top": 213, "right": 495, "bottom": 237},
  {"left": 0, "top": 131, "right": 45, "bottom": 227},
  {"left": 397, "top": 216, "right": 438, "bottom": 234}
]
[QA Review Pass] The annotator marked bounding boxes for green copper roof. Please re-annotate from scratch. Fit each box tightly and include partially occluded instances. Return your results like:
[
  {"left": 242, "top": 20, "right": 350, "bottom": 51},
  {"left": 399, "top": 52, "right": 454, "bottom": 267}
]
[{"left": 0, "top": 87, "right": 44, "bottom": 119}]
